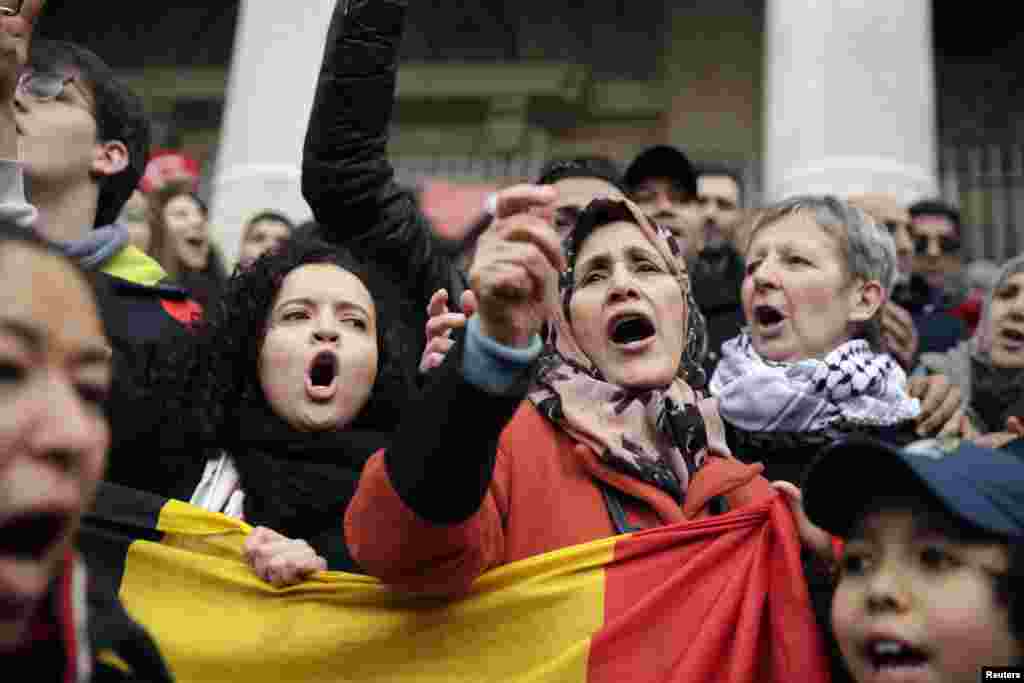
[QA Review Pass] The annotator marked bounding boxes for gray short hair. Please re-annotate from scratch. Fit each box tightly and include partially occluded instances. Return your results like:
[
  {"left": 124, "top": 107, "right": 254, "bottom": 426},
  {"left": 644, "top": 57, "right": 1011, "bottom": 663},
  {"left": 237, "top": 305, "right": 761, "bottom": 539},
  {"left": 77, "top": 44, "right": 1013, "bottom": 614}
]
[
  {"left": 747, "top": 195, "right": 898, "bottom": 292},
  {"left": 746, "top": 195, "right": 899, "bottom": 349}
]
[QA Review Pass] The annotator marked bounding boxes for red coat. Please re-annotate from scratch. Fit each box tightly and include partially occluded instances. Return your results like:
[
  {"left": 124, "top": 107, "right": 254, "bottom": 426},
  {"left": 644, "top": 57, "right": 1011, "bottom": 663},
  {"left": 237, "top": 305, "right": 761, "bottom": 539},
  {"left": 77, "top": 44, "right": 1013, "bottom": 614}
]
[{"left": 346, "top": 400, "right": 771, "bottom": 597}]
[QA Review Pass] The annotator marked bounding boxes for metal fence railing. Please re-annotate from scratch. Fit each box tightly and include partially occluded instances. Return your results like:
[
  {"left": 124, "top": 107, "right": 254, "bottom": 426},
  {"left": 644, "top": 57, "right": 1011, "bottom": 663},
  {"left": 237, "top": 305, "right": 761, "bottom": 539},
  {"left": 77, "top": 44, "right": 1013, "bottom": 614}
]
[{"left": 939, "top": 144, "right": 1024, "bottom": 263}]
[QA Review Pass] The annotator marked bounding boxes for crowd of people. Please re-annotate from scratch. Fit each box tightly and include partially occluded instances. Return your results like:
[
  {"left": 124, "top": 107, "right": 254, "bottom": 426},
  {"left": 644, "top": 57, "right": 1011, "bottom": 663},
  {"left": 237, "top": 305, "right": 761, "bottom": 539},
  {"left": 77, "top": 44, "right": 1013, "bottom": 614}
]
[{"left": 2, "top": 0, "right": 1024, "bottom": 681}]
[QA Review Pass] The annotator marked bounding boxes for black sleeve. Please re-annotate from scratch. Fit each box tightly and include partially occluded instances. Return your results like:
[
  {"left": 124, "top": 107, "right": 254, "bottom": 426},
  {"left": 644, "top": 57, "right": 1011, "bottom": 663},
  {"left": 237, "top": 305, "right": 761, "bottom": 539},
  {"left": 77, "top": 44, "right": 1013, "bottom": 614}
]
[
  {"left": 383, "top": 334, "right": 534, "bottom": 524},
  {"left": 104, "top": 339, "right": 208, "bottom": 499},
  {"left": 88, "top": 572, "right": 175, "bottom": 683},
  {"left": 301, "top": 0, "right": 462, "bottom": 313}
]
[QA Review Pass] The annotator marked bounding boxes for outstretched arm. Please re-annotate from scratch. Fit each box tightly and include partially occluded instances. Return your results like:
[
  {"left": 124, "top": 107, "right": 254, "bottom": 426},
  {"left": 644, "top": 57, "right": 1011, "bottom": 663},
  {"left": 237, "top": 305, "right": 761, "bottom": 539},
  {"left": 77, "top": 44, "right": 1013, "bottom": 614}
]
[{"left": 345, "top": 192, "right": 563, "bottom": 597}]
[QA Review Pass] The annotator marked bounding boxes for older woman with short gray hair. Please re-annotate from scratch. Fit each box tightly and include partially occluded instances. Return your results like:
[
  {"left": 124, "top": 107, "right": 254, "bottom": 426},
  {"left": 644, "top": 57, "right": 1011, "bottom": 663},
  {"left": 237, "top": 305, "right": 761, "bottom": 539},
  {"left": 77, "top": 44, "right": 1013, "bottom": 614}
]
[{"left": 709, "top": 195, "right": 920, "bottom": 484}]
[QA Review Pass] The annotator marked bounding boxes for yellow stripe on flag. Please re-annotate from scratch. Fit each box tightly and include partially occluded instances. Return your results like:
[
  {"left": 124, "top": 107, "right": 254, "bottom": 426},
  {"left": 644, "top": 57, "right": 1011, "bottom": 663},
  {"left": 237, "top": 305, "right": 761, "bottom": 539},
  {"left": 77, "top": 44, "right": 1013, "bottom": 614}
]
[{"left": 118, "top": 502, "right": 616, "bottom": 683}]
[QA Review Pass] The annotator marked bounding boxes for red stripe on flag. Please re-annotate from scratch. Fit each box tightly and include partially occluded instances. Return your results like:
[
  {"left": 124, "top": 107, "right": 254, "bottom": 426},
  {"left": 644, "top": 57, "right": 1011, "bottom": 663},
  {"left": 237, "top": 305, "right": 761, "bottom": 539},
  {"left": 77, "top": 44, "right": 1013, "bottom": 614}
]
[{"left": 588, "top": 497, "right": 830, "bottom": 683}]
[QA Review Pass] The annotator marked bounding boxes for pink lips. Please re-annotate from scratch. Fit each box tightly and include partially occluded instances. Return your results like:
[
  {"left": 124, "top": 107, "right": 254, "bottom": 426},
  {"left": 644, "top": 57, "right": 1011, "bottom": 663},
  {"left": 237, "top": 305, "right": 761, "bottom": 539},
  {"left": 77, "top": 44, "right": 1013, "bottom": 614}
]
[
  {"left": 305, "top": 350, "right": 339, "bottom": 402},
  {"left": 751, "top": 303, "right": 786, "bottom": 337},
  {"left": 305, "top": 377, "right": 337, "bottom": 402},
  {"left": 606, "top": 311, "right": 657, "bottom": 353}
]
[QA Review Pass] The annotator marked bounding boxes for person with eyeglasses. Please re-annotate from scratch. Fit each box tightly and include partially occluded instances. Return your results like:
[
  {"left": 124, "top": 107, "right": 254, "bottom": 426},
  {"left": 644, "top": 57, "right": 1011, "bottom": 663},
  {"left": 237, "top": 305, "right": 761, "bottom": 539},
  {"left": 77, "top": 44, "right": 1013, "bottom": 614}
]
[
  {"left": 1, "top": 32, "right": 208, "bottom": 496},
  {"left": 1, "top": 33, "right": 199, "bottom": 342},
  {"left": 908, "top": 199, "right": 964, "bottom": 294}
]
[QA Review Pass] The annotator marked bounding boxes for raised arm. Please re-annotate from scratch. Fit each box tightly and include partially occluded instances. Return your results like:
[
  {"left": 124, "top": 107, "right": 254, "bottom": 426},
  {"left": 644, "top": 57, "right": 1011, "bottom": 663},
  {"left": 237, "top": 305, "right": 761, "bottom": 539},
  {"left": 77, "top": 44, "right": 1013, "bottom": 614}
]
[
  {"left": 302, "top": 0, "right": 406, "bottom": 226},
  {"left": 302, "top": 0, "right": 466, "bottom": 361}
]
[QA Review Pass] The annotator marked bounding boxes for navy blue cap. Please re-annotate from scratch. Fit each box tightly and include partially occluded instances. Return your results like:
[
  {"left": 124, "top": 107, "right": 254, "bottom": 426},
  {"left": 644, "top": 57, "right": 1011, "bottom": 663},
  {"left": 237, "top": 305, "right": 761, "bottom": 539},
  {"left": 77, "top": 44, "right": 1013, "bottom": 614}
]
[
  {"left": 623, "top": 145, "right": 698, "bottom": 197},
  {"left": 804, "top": 436, "right": 1024, "bottom": 539}
]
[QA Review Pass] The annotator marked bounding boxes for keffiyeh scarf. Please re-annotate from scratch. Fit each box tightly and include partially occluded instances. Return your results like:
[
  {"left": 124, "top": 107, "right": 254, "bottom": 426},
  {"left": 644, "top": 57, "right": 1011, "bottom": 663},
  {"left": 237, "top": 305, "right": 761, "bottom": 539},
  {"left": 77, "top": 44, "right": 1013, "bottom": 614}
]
[{"left": 710, "top": 332, "right": 920, "bottom": 433}]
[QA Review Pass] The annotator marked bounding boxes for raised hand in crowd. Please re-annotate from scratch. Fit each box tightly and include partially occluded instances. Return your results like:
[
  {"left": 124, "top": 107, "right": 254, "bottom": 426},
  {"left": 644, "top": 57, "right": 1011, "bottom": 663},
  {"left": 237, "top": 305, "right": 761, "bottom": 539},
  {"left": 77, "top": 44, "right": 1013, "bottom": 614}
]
[
  {"left": 907, "top": 372, "right": 963, "bottom": 437},
  {"left": 770, "top": 481, "right": 835, "bottom": 565},
  {"left": 419, "top": 184, "right": 560, "bottom": 373},
  {"left": 419, "top": 287, "right": 477, "bottom": 373},
  {"left": 880, "top": 300, "right": 919, "bottom": 370},
  {"left": 244, "top": 526, "right": 327, "bottom": 588},
  {"left": 470, "top": 184, "right": 565, "bottom": 347}
]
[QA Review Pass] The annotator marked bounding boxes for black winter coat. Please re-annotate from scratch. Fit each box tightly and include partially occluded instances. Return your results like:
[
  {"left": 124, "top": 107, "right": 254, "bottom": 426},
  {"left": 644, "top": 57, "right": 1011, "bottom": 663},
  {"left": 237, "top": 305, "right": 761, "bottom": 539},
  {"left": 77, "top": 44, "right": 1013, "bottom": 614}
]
[{"left": 302, "top": 0, "right": 467, "bottom": 379}]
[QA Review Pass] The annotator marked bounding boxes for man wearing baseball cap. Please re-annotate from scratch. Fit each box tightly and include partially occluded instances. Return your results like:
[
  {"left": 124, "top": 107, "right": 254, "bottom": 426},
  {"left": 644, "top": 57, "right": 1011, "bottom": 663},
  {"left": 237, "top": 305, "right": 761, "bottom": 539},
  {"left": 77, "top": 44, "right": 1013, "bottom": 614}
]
[{"left": 624, "top": 145, "right": 702, "bottom": 259}]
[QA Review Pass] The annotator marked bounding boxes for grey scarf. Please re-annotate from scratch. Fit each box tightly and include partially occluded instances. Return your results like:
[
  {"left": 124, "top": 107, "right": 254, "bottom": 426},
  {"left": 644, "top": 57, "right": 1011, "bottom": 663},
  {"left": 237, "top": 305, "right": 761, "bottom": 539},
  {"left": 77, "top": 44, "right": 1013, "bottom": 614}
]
[{"left": 54, "top": 222, "right": 131, "bottom": 271}]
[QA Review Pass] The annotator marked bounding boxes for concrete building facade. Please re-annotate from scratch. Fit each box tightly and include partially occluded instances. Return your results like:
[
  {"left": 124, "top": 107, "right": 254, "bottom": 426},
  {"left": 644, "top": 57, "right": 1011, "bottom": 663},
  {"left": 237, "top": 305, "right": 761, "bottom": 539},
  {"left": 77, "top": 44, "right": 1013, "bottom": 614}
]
[{"left": 38, "top": 0, "right": 1024, "bottom": 264}]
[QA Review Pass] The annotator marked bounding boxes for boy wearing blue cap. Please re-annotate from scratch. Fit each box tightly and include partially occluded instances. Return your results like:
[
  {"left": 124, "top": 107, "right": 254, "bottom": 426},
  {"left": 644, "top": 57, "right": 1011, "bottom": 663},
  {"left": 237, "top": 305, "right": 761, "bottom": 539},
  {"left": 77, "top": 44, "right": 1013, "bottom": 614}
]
[{"left": 803, "top": 437, "right": 1024, "bottom": 683}]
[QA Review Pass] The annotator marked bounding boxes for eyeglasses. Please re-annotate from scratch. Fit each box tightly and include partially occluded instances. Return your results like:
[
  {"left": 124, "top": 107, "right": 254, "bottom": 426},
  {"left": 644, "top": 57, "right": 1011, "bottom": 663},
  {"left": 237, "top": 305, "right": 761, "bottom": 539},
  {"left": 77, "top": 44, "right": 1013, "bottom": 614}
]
[
  {"left": 0, "top": 0, "right": 23, "bottom": 17},
  {"left": 16, "top": 71, "right": 77, "bottom": 102},
  {"left": 913, "top": 234, "right": 961, "bottom": 255}
]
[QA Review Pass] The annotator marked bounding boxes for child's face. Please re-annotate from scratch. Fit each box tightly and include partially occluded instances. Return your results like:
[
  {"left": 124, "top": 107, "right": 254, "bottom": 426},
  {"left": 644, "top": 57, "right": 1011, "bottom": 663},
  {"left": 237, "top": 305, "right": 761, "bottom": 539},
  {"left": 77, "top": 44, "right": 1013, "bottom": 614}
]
[{"left": 832, "top": 497, "right": 1020, "bottom": 683}]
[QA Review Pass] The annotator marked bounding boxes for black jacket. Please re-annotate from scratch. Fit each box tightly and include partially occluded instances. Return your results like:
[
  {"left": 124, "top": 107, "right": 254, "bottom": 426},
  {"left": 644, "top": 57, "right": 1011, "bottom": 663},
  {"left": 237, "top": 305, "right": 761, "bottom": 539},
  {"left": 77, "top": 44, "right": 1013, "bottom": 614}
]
[
  {"left": 725, "top": 421, "right": 920, "bottom": 486},
  {"left": 302, "top": 0, "right": 466, "bottom": 378},
  {"left": 89, "top": 250, "right": 203, "bottom": 498},
  {"left": 7, "top": 554, "right": 172, "bottom": 682},
  {"left": 690, "top": 246, "right": 746, "bottom": 379},
  {"left": 892, "top": 274, "right": 967, "bottom": 357}
]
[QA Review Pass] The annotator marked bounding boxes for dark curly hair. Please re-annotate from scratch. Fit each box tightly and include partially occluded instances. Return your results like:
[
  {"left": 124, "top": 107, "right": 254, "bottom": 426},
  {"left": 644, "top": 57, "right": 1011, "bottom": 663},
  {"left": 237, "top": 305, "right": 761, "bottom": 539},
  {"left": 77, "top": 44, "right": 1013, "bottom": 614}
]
[{"left": 153, "top": 234, "right": 414, "bottom": 440}]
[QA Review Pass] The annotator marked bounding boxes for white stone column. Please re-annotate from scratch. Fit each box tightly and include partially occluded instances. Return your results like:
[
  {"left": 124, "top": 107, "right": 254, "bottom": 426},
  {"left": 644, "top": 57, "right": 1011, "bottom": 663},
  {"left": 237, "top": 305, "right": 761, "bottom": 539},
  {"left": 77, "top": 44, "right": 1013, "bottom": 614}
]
[
  {"left": 763, "top": 0, "right": 939, "bottom": 204},
  {"left": 209, "top": 0, "right": 336, "bottom": 266}
]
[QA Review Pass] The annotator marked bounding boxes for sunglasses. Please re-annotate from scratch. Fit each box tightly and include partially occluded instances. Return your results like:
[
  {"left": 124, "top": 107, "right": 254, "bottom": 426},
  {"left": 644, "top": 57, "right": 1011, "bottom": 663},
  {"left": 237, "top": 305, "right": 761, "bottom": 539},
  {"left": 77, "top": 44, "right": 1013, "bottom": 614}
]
[
  {"left": 913, "top": 234, "right": 961, "bottom": 255},
  {"left": 0, "top": 0, "right": 23, "bottom": 16}
]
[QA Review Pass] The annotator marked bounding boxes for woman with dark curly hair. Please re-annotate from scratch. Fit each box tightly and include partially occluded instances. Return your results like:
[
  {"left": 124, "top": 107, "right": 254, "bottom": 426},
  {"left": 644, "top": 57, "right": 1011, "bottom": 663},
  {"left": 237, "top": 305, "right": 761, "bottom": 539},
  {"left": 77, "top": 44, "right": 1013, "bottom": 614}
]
[{"left": 106, "top": 234, "right": 415, "bottom": 577}]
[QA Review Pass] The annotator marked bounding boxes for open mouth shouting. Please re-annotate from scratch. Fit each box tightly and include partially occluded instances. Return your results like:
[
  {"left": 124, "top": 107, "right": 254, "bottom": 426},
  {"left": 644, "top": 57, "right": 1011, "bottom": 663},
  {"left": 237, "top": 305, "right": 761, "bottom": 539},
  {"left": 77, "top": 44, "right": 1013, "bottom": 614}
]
[
  {"left": 305, "top": 349, "right": 339, "bottom": 402},
  {"left": 861, "top": 638, "right": 930, "bottom": 682},
  {"left": 607, "top": 311, "right": 657, "bottom": 351},
  {"left": 0, "top": 511, "right": 70, "bottom": 615},
  {"left": 0, "top": 512, "right": 67, "bottom": 563},
  {"left": 998, "top": 326, "right": 1024, "bottom": 352},
  {"left": 752, "top": 304, "right": 786, "bottom": 336}
]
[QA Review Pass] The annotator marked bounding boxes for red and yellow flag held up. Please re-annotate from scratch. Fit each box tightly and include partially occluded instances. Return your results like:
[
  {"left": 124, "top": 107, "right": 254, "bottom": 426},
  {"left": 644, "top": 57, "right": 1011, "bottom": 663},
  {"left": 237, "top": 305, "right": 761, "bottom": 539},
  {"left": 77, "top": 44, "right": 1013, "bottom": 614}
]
[{"left": 81, "top": 483, "right": 830, "bottom": 683}]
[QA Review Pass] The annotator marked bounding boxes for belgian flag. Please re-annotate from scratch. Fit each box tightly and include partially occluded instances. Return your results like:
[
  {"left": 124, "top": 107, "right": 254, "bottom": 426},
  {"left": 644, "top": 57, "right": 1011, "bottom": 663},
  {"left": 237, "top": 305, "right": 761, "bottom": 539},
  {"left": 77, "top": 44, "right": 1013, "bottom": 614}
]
[{"left": 80, "top": 482, "right": 830, "bottom": 683}]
